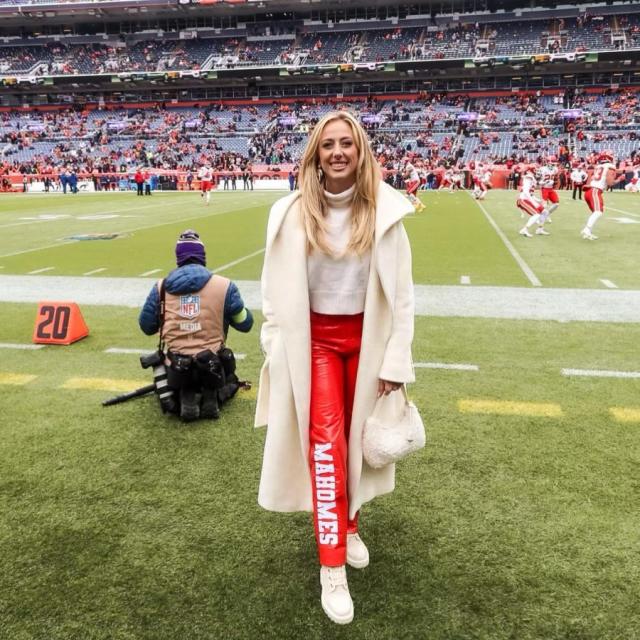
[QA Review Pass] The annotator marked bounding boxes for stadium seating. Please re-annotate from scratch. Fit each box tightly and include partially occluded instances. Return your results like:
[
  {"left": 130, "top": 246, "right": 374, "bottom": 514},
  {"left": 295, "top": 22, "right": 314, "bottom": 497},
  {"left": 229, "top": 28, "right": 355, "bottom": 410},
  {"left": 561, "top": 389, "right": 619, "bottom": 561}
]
[
  {"left": 1, "top": 12, "right": 640, "bottom": 76},
  {"left": 1, "top": 89, "right": 637, "bottom": 175}
]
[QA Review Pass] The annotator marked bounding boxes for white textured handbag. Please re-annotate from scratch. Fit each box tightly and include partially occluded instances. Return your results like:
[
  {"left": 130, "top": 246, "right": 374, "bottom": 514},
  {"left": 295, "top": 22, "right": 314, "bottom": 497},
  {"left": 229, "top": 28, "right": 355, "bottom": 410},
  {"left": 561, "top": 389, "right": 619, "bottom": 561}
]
[{"left": 362, "top": 386, "right": 426, "bottom": 469}]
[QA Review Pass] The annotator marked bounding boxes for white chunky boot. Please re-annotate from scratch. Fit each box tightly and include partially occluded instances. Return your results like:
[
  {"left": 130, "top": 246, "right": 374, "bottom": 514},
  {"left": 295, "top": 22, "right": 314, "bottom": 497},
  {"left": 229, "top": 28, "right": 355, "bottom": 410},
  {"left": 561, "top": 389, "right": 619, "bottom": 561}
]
[
  {"left": 320, "top": 565, "right": 353, "bottom": 624},
  {"left": 346, "top": 533, "right": 369, "bottom": 569}
]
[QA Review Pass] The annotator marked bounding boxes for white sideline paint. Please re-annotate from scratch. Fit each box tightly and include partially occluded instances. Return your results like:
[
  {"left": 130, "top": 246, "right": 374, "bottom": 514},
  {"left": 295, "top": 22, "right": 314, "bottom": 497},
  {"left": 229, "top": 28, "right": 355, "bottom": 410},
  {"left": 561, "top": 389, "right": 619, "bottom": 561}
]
[
  {"left": 0, "top": 342, "right": 44, "bottom": 350},
  {"left": 562, "top": 368, "right": 640, "bottom": 379},
  {"left": 27, "top": 267, "right": 54, "bottom": 274},
  {"left": 213, "top": 248, "right": 265, "bottom": 273},
  {"left": 415, "top": 362, "right": 479, "bottom": 371},
  {"left": 600, "top": 279, "right": 618, "bottom": 289},
  {"left": 470, "top": 194, "right": 542, "bottom": 287},
  {"left": 3, "top": 276, "right": 640, "bottom": 323},
  {"left": 105, "top": 347, "right": 247, "bottom": 360},
  {"left": 83, "top": 268, "right": 107, "bottom": 276},
  {"left": 138, "top": 269, "right": 162, "bottom": 277},
  {"left": 460, "top": 276, "right": 471, "bottom": 285}
]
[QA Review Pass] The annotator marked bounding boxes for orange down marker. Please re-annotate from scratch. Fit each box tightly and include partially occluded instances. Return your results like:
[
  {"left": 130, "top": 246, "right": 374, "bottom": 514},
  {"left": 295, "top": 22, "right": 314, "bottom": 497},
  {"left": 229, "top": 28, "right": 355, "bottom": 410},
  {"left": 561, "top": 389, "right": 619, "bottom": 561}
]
[{"left": 32, "top": 302, "right": 89, "bottom": 345}]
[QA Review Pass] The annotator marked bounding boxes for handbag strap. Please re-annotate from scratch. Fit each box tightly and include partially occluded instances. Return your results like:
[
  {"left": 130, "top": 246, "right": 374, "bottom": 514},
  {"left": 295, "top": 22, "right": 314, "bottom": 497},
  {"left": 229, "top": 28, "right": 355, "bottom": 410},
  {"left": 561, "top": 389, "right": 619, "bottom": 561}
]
[{"left": 372, "top": 384, "right": 410, "bottom": 418}]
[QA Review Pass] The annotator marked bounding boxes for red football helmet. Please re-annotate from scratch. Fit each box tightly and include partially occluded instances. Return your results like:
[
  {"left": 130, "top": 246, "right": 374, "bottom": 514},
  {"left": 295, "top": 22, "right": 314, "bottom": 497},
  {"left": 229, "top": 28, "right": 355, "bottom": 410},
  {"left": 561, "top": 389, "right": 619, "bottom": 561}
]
[{"left": 598, "top": 151, "right": 614, "bottom": 163}]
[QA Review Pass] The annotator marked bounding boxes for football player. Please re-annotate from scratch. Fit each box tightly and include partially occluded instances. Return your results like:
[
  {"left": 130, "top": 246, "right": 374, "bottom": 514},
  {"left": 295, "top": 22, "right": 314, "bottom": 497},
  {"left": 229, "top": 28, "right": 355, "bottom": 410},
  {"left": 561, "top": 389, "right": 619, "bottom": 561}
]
[
  {"left": 198, "top": 162, "right": 214, "bottom": 205},
  {"left": 540, "top": 159, "right": 560, "bottom": 221},
  {"left": 581, "top": 151, "right": 620, "bottom": 240},
  {"left": 403, "top": 160, "right": 425, "bottom": 212},
  {"left": 516, "top": 168, "right": 551, "bottom": 237}
]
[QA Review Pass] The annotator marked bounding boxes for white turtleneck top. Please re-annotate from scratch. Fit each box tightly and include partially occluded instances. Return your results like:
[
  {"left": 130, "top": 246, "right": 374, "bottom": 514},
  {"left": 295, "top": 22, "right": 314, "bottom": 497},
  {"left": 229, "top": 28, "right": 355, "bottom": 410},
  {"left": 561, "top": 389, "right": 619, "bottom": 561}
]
[{"left": 307, "top": 184, "right": 371, "bottom": 315}]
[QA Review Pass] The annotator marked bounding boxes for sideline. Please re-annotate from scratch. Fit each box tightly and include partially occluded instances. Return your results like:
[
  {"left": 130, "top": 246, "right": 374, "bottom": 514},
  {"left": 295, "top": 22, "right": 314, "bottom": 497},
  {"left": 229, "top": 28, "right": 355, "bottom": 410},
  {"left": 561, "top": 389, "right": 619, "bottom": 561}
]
[
  {"left": 468, "top": 192, "right": 542, "bottom": 287},
  {"left": 2, "top": 275, "right": 640, "bottom": 322}
]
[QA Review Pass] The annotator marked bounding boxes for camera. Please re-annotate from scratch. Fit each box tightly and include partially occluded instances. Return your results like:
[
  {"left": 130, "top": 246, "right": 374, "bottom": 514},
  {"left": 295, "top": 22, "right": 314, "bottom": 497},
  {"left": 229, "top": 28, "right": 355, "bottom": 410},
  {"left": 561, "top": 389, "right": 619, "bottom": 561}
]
[{"left": 140, "top": 350, "right": 177, "bottom": 414}]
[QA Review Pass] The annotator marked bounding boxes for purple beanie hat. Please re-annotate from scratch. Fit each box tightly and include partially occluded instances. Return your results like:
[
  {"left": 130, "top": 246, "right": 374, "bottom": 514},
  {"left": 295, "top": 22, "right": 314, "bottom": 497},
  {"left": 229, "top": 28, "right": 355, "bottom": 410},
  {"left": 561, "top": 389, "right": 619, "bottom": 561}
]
[{"left": 176, "top": 229, "right": 206, "bottom": 267}]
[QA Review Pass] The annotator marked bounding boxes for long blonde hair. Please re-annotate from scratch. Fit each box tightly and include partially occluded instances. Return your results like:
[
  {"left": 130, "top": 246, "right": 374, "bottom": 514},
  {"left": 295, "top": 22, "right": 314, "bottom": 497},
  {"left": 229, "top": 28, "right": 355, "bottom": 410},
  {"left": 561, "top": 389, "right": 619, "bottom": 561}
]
[{"left": 298, "top": 110, "right": 380, "bottom": 256}]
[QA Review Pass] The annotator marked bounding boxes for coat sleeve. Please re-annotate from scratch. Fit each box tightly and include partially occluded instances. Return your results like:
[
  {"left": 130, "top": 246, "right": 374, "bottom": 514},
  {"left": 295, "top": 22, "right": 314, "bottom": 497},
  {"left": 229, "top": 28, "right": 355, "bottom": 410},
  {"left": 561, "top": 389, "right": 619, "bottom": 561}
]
[
  {"left": 255, "top": 208, "right": 277, "bottom": 428},
  {"left": 259, "top": 253, "right": 279, "bottom": 358},
  {"left": 259, "top": 199, "right": 289, "bottom": 358},
  {"left": 224, "top": 281, "right": 254, "bottom": 333},
  {"left": 379, "top": 223, "right": 415, "bottom": 384},
  {"left": 138, "top": 283, "right": 161, "bottom": 336}
]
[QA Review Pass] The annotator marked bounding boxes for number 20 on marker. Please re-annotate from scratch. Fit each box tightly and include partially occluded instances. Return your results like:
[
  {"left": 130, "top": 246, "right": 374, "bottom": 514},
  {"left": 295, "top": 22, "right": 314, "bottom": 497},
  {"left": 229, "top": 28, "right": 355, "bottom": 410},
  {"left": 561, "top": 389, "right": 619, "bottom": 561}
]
[{"left": 32, "top": 302, "right": 89, "bottom": 345}]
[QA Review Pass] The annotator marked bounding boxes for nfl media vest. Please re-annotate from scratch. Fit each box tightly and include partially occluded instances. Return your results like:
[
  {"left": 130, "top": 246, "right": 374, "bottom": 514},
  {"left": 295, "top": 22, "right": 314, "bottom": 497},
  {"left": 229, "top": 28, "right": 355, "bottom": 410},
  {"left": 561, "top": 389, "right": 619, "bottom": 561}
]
[{"left": 159, "top": 275, "right": 230, "bottom": 355}]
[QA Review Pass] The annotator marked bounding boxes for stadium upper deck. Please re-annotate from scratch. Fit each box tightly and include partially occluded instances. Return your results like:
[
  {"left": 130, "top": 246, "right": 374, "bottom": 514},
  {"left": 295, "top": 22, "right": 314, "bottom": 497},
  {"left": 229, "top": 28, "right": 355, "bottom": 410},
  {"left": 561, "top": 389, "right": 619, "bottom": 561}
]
[
  {"left": 0, "top": 1, "right": 638, "bottom": 109},
  {"left": 0, "top": 10, "right": 639, "bottom": 77}
]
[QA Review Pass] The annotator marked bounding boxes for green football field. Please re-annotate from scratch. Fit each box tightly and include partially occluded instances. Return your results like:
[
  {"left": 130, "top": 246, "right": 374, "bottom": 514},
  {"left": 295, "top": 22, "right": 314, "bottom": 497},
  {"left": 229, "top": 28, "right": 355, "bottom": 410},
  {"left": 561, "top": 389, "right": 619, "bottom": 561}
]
[
  {"left": 1, "top": 188, "right": 639, "bottom": 287},
  {"left": 1, "top": 189, "right": 639, "bottom": 639}
]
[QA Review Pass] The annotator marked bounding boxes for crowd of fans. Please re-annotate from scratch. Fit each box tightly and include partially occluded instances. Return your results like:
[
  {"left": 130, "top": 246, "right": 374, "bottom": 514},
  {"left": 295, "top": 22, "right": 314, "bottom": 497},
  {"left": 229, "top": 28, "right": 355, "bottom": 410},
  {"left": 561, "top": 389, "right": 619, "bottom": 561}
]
[{"left": 0, "top": 91, "right": 637, "bottom": 182}]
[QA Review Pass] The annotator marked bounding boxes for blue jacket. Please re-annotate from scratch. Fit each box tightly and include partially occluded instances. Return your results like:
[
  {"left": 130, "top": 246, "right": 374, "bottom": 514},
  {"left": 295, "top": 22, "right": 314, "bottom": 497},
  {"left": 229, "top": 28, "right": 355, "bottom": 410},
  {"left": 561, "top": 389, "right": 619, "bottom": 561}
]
[{"left": 138, "top": 263, "right": 253, "bottom": 337}]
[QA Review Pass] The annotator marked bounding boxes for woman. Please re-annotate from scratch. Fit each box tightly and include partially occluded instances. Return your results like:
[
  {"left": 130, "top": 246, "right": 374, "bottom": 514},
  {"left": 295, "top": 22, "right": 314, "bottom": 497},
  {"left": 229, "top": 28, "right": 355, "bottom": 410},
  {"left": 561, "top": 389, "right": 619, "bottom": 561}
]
[{"left": 255, "top": 110, "right": 415, "bottom": 624}]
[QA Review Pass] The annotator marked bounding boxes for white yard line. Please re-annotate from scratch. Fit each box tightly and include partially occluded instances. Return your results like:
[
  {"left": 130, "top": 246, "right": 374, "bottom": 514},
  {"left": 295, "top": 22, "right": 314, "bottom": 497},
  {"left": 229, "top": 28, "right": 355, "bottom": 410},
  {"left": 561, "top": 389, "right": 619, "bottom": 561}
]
[
  {"left": 138, "top": 269, "right": 162, "bottom": 277},
  {"left": 608, "top": 206, "right": 640, "bottom": 219},
  {"left": 27, "top": 267, "right": 54, "bottom": 274},
  {"left": 1, "top": 240, "right": 77, "bottom": 259},
  {"left": 470, "top": 194, "right": 542, "bottom": 287},
  {"left": 213, "top": 248, "right": 265, "bottom": 273},
  {"left": 415, "top": 362, "right": 479, "bottom": 371},
  {"left": 600, "top": 279, "right": 618, "bottom": 289},
  {"left": 0, "top": 202, "right": 159, "bottom": 229},
  {"left": 562, "top": 368, "right": 640, "bottom": 379},
  {"left": 0, "top": 200, "right": 259, "bottom": 260},
  {"left": 460, "top": 275, "right": 471, "bottom": 285},
  {"left": 105, "top": 347, "right": 247, "bottom": 360},
  {"left": 0, "top": 342, "right": 45, "bottom": 350},
  {"left": 83, "top": 268, "right": 107, "bottom": 276}
]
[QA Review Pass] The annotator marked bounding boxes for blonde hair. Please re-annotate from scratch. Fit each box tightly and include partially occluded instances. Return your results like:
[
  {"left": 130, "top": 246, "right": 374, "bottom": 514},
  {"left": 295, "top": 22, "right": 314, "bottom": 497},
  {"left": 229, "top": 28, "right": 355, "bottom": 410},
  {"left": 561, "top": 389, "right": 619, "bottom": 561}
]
[{"left": 298, "top": 110, "right": 380, "bottom": 256}]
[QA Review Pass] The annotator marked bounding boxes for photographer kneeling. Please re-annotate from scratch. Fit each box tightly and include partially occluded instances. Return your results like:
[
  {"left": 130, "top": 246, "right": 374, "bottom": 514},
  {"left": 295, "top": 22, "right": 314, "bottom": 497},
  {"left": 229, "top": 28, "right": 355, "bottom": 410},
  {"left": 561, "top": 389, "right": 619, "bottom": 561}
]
[{"left": 138, "top": 229, "right": 254, "bottom": 422}]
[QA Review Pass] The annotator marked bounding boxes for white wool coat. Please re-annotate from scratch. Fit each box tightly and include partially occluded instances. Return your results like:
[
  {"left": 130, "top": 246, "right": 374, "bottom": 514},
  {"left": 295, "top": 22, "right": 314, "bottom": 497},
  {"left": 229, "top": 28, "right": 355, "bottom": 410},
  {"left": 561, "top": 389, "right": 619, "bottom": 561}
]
[{"left": 254, "top": 180, "right": 415, "bottom": 519}]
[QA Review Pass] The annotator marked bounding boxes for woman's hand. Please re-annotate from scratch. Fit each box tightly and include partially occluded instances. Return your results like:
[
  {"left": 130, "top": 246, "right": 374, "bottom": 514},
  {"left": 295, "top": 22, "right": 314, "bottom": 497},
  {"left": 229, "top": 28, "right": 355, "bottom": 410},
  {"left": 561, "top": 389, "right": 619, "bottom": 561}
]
[{"left": 377, "top": 379, "right": 402, "bottom": 398}]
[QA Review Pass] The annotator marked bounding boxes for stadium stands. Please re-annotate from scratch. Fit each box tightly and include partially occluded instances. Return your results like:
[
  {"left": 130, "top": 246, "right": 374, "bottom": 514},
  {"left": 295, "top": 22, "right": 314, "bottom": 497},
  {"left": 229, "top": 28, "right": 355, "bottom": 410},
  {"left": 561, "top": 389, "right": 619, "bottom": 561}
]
[
  {"left": 1, "top": 12, "right": 639, "bottom": 76},
  {"left": 1, "top": 89, "right": 637, "bottom": 177}
]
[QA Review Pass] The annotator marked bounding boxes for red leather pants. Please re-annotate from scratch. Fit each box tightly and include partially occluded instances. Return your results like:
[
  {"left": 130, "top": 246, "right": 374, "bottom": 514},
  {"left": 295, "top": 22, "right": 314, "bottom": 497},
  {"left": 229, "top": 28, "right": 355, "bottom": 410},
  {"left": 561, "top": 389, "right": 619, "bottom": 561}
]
[{"left": 309, "top": 310, "right": 362, "bottom": 566}]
